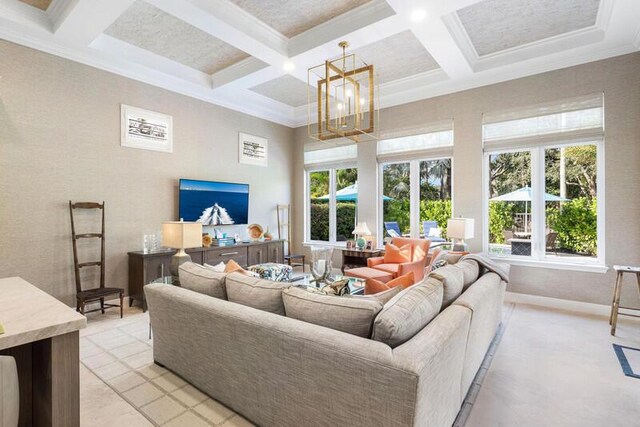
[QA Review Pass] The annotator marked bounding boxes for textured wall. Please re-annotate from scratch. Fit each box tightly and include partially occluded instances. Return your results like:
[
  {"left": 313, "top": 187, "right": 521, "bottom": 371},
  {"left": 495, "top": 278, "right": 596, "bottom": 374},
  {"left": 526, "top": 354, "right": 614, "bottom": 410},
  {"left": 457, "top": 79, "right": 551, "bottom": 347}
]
[
  {"left": 0, "top": 40, "right": 294, "bottom": 305},
  {"left": 293, "top": 52, "right": 640, "bottom": 306}
]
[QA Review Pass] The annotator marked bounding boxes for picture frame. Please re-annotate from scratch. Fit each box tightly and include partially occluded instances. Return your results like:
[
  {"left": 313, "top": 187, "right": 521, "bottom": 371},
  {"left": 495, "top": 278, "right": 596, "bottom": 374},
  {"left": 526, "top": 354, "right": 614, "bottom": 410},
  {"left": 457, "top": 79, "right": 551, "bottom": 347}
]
[
  {"left": 239, "top": 132, "right": 268, "bottom": 167},
  {"left": 346, "top": 240, "right": 355, "bottom": 249},
  {"left": 121, "top": 104, "right": 173, "bottom": 153},
  {"left": 365, "top": 241, "right": 373, "bottom": 250}
]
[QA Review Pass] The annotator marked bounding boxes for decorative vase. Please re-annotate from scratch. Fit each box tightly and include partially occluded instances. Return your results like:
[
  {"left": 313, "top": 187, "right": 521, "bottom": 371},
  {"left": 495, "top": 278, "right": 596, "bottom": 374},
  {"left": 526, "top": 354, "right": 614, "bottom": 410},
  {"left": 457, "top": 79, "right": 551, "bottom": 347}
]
[
  {"left": 310, "top": 246, "right": 333, "bottom": 286},
  {"left": 356, "top": 237, "right": 366, "bottom": 249}
]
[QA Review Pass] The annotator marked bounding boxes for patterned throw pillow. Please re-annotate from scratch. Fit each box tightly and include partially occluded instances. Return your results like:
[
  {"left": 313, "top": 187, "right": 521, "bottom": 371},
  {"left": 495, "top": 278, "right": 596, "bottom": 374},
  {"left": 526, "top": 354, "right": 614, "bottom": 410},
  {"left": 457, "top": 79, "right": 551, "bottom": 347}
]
[{"left": 431, "top": 259, "right": 448, "bottom": 271}]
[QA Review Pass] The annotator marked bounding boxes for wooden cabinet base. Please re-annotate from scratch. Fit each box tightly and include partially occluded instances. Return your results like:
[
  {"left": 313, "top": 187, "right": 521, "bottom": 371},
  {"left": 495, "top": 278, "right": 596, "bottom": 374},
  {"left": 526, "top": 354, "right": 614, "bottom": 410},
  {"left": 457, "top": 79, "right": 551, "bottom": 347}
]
[{"left": 0, "top": 331, "right": 80, "bottom": 427}]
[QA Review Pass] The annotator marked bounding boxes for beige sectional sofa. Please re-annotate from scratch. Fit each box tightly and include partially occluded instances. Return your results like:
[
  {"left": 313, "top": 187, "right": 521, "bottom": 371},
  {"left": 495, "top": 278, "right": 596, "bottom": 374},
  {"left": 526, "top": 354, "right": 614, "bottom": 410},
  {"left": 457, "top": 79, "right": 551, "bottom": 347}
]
[{"left": 145, "top": 258, "right": 508, "bottom": 427}]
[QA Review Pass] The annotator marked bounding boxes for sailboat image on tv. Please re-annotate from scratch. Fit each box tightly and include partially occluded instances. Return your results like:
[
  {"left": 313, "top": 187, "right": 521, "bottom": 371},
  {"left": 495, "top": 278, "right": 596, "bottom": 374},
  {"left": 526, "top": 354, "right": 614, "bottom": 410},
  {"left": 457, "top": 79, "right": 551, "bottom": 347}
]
[{"left": 197, "top": 203, "right": 235, "bottom": 225}]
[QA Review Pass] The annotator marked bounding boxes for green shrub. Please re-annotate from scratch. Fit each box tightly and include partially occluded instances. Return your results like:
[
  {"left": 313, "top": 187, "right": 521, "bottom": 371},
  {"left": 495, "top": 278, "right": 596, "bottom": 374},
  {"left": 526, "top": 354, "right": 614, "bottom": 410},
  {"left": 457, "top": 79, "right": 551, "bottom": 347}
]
[
  {"left": 310, "top": 201, "right": 356, "bottom": 241},
  {"left": 489, "top": 202, "right": 516, "bottom": 243},
  {"left": 547, "top": 197, "right": 597, "bottom": 255},
  {"left": 420, "top": 200, "right": 452, "bottom": 238}
]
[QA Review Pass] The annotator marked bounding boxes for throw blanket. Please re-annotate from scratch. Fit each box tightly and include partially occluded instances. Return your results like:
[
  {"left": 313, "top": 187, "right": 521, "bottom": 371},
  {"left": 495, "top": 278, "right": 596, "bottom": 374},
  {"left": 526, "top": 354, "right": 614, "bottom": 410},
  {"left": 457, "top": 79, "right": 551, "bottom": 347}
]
[{"left": 461, "top": 253, "right": 510, "bottom": 283}]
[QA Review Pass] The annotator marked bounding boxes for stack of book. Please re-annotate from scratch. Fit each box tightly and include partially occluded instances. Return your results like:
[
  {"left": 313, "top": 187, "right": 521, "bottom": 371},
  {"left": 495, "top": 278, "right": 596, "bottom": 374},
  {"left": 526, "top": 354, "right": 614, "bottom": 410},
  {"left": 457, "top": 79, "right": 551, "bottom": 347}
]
[{"left": 211, "top": 237, "right": 236, "bottom": 247}]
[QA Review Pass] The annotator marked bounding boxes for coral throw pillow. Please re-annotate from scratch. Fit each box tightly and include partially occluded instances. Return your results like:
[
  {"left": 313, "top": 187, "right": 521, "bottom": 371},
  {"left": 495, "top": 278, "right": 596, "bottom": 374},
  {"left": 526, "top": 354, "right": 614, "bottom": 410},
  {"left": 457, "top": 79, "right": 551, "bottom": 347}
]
[
  {"left": 365, "top": 272, "right": 415, "bottom": 295},
  {"left": 383, "top": 243, "right": 412, "bottom": 264},
  {"left": 224, "top": 259, "right": 247, "bottom": 275}
]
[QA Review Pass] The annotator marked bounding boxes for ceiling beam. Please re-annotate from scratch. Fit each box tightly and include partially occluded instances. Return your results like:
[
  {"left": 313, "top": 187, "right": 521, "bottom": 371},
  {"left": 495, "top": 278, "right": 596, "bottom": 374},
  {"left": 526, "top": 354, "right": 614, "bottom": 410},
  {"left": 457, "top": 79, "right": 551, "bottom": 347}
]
[{"left": 50, "top": 0, "right": 135, "bottom": 47}]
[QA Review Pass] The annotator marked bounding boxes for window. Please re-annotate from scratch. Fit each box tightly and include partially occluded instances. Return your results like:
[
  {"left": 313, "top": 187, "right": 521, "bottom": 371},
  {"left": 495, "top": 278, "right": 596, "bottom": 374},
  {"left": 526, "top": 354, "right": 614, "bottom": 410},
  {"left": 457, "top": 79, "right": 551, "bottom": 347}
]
[
  {"left": 378, "top": 123, "right": 454, "bottom": 241},
  {"left": 305, "top": 145, "right": 357, "bottom": 244},
  {"left": 483, "top": 95, "right": 603, "bottom": 265}
]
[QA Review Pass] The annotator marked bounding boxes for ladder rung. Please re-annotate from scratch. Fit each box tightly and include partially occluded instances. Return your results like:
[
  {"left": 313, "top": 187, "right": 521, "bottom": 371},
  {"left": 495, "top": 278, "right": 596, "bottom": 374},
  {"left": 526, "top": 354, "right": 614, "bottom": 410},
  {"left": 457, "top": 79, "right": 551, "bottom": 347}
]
[
  {"left": 78, "top": 261, "right": 102, "bottom": 268},
  {"left": 76, "top": 233, "right": 103, "bottom": 239}
]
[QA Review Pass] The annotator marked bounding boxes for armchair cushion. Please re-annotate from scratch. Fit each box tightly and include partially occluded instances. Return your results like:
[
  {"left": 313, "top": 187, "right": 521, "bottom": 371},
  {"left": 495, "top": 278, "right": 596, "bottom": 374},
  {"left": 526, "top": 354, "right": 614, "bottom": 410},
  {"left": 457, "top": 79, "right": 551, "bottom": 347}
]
[
  {"left": 374, "top": 263, "right": 400, "bottom": 275},
  {"left": 383, "top": 243, "right": 411, "bottom": 264},
  {"left": 367, "top": 256, "right": 385, "bottom": 268},
  {"left": 390, "top": 237, "right": 430, "bottom": 262}
]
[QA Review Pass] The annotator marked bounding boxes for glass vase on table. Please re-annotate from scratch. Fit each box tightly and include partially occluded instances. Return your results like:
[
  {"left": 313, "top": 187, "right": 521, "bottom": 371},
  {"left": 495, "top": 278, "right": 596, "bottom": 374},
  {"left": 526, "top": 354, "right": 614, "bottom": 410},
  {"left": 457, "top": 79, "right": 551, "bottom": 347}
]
[{"left": 310, "top": 246, "right": 334, "bottom": 286}]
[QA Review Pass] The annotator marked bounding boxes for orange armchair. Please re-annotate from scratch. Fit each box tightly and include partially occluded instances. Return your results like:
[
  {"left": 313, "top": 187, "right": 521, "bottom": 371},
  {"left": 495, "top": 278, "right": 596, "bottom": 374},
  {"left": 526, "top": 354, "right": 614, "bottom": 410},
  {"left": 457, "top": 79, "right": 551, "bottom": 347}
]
[{"left": 367, "top": 237, "right": 431, "bottom": 282}]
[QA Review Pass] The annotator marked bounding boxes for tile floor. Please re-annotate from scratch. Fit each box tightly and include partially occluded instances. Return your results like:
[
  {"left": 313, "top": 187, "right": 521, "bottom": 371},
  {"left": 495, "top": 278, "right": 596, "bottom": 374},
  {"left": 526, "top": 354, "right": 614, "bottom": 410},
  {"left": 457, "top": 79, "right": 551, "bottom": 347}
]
[
  {"left": 80, "top": 301, "right": 640, "bottom": 426},
  {"left": 80, "top": 306, "right": 252, "bottom": 426}
]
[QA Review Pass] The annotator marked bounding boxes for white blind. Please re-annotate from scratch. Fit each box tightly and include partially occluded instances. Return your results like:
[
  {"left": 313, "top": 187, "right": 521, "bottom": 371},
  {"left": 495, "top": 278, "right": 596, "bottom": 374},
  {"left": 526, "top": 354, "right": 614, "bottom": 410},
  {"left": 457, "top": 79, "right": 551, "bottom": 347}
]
[
  {"left": 304, "top": 144, "right": 357, "bottom": 166},
  {"left": 377, "top": 123, "right": 454, "bottom": 161},
  {"left": 483, "top": 94, "right": 604, "bottom": 151}
]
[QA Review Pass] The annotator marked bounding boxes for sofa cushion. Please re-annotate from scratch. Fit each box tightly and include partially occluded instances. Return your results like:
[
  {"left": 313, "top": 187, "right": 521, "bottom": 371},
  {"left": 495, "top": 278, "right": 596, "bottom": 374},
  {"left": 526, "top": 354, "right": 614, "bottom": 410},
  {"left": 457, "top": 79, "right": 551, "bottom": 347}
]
[
  {"left": 429, "top": 265, "right": 464, "bottom": 308},
  {"left": 179, "top": 262, "right": 227, "bottom": 299},
  {"left": 456, "top": 259, "right": 480, "bottom": 291},
  {"left": 371, "top": 276, "right": 444, "bottom": 348},
  {"left": 225, "top": 273, "right": 289, "bottom": 315},
  {"left": 363, "top": 286, "right": 403, "bottom": 304},
  {"left": 383, "top": 243, "right": 411, "bottom": 264},
  {"left": 282, "top": 287, "right": 383, "bottom": 338}
]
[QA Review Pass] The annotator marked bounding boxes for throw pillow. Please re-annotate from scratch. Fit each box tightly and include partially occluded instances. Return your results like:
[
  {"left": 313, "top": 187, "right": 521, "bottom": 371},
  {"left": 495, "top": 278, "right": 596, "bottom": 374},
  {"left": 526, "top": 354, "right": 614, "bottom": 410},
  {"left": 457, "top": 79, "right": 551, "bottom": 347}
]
[
  {"left": 365, "top": 271, "right": 415, "bottom": 295},
  {"left": 282, "top": 287, "right": 383, "bottom": 338},
  {"left": 204, "top": 262, "right": 226, "bottom": 273},
  {"left": 225, "top": 272, "right": 289, "bottom": 315},
  {"left": 178, "top": 262, "right": 227, "bottom": 299},
  {"left": 224, "top": 259, "right": 251, "bottom": 275},
  {"left": 429, "top": 265, "right": 464, "bottom": 308},
  {"left": 383, "top": 243, "right": 411, "bottom": 264},
  {"left": 427, "top": 227, "right": 442, "bottom": 238},
  {"left": 371, "top": 276, "right": 444, "bottom": 348}
]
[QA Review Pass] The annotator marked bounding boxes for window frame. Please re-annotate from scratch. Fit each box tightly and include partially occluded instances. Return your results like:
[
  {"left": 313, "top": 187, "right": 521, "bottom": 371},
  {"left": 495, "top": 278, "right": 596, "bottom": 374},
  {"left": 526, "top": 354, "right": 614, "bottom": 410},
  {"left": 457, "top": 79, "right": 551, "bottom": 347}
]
[
  {"left": 304, "top": 163, "right": 357, "bottom": 246},
  {"left": 482, "top": 139, "right": 605, "bottom": 270},
  {"left": 377, "top": 155, "right": 454, "bottom": 244}
]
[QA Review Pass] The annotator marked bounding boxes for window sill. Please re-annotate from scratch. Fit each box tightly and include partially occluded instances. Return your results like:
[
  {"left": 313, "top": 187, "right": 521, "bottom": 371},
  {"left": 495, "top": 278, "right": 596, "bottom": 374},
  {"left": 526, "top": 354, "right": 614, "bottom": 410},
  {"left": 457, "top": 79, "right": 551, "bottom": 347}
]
[
  {"left": 489, "top": 256, "right": 609, "bottom": 274},
  {"left": 302, "top": 241, "right": 348, "bottom": 249}
]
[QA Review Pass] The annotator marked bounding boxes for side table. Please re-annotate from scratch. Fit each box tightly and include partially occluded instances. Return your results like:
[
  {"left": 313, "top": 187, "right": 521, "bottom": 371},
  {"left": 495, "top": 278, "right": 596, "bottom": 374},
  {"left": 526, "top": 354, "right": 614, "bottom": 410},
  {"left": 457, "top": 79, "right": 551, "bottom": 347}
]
[{"left": 341, "top": 248, "right": 383, "bottom": 274}]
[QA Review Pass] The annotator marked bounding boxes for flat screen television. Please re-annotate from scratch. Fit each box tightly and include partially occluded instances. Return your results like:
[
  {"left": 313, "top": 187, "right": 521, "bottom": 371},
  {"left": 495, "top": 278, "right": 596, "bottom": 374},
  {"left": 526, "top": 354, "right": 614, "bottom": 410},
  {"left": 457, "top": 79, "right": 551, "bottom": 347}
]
[{"left": 179, "top": 179, "right": 249, "bottom": 225}]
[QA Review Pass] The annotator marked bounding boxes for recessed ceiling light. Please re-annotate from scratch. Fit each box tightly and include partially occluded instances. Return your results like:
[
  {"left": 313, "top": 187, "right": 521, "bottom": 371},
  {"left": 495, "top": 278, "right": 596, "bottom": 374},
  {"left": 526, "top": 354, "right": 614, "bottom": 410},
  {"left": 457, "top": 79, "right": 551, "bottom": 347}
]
[
  {"left": 283, "top": 61, "right": 295, "bottom": 72},
  {"left": 410, "top": 9, "right": 427, "bottom": 22}
]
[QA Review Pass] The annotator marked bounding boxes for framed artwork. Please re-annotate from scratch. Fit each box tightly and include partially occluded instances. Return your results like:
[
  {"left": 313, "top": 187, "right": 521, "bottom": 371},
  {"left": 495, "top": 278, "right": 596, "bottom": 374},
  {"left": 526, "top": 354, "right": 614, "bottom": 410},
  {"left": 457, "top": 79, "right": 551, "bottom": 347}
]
[
  {"left": 239, "top": 132, "right": 268, "bottom": 167},
  {"left": 121, "top": 104, "right": 173, "bottom": 153}
]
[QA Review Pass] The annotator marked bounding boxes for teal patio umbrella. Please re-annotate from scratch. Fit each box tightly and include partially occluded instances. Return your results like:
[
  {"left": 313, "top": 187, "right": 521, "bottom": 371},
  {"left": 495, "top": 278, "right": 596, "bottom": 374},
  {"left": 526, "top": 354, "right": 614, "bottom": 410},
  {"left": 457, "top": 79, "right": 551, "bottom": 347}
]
[
  {"left": 318, "top": 182, "right": 392, "bottom": 201},
  {"left": 490, "top": 186, "right": 569, "bottom": 233}
]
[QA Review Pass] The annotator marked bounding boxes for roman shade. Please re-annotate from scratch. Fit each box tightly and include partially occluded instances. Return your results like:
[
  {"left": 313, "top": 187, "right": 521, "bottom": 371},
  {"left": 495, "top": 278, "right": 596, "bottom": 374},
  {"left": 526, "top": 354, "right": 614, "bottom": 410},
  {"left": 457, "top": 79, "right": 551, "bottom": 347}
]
[{"left": 377, "top": 121, "right": 453, "bottom": 162}]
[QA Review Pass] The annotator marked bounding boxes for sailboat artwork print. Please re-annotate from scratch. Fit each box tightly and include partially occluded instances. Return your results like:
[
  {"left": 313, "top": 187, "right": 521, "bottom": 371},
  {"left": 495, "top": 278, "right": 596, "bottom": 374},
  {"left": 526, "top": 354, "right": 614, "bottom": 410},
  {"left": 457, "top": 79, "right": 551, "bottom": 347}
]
[
  {"left": 179, "top": 179, "right": 249, "bottom": 226},
  {"left": 238, "top": 132, "right": 268, "bottom": 167},
  {"left": 121, "top": 104, "right": 173, "bottom": 153}
]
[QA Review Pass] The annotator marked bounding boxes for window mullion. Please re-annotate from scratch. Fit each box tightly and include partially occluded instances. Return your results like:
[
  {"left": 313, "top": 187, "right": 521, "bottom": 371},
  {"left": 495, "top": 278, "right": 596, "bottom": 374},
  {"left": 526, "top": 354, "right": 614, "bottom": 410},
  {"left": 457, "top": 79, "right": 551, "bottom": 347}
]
[
  {"left": 329, "top": 169, "right": 337, "bottom": 243},
  {"left": 531, "top": 148, "right": 545, "bottom": 259},
  {"left": 410, "top": 160, "right": 420, "bottom": 238}
]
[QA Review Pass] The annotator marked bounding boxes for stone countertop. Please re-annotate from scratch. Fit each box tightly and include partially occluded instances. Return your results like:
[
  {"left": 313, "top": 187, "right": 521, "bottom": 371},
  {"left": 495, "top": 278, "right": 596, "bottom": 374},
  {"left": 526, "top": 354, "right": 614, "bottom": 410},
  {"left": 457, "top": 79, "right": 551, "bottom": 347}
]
[{"left": 0, "top": 277, "right": 87, "bottom": 350}]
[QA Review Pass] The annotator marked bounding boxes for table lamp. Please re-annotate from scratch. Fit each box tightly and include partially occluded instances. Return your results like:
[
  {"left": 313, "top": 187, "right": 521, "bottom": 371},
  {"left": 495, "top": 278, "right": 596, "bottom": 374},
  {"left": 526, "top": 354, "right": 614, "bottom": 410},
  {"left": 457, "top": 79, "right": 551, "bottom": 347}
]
[
  {"left": 162, "top": 220, "right": 202, "bottom": 284},
  {"left": 447, "top": 218, "right": 474, "bottom": 252},
  {"left": 352, "top": 222, "right": 372, "bottom": 250}
]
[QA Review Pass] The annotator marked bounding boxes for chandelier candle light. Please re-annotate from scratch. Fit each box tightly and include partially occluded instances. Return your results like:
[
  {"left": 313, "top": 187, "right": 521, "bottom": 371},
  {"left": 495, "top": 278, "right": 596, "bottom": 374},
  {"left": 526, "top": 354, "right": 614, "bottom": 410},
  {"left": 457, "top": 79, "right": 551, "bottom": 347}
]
[{"left": 308, "top": 41, "right": 379, "bottom": 142}]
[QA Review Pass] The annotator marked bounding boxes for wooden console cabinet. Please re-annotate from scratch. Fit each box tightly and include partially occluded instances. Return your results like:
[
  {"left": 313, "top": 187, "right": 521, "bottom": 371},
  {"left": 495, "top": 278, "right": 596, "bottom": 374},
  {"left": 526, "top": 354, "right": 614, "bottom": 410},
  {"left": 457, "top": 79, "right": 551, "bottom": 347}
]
[{"left": 128, "top": 240, "right": 285, "bottom": 311}]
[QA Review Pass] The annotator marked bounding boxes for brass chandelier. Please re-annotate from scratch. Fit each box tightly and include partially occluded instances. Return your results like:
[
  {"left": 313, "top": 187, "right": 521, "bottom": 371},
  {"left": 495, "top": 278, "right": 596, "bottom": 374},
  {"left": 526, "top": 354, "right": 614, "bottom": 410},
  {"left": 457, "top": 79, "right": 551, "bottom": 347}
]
[{"left": 308, "top": 41, "right": 379, "bottom": 142}]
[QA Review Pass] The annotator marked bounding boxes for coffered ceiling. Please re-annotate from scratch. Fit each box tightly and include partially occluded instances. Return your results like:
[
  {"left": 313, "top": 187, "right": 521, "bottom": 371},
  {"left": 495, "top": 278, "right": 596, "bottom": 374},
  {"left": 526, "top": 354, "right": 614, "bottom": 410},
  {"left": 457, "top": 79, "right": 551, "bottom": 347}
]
[{"left": 0, "top": 0, "right": 638, "bottom": 128}]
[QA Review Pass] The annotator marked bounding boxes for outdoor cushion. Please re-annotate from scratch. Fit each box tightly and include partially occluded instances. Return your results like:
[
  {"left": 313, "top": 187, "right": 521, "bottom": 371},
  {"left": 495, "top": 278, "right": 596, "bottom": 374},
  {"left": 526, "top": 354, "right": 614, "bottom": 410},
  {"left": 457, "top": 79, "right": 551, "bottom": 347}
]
[
  {"left": 226, "top": 272, "right": 289, "bottom": 315},
  {"left": 429, "top": 265, "right": 464, "bottom": 308},
  {"left": 179, "top": 262, "right": 227, "bottom": 300},
  {"left": 374, "top": 263, "right": 401, "bottom": 275},
  {"left": 371, "top": 276, "right": 444, "bottom": 348},
  {"left": 282, "top": 287, "right": 383, "bottom": 338},
  {"left": 383, "top": 243, "right": 411, "bottom": 264},
  {"left": 345, "top": 267, "right": 394, "bottom": 283}
]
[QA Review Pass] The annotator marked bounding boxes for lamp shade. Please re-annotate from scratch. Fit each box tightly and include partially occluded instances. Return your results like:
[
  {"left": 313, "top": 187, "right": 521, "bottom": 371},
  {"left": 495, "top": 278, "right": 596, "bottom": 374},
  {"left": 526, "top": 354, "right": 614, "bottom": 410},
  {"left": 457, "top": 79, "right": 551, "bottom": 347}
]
[
  {"left": 162, "top": 221, "right": 202, "bottom": 249},
  {"left": 352, "top": 222, "right": 372, "bottom": 236},
  {"left": 447, "top": 218, "right": 474, "bottom": 240}
]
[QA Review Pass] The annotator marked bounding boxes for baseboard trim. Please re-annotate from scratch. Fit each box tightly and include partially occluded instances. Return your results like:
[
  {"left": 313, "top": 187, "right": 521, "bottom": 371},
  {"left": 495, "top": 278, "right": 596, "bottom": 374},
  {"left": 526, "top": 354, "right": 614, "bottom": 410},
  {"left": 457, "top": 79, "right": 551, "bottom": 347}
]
[{"left": 505, "top": 291, "right": 611, "bottom": 317}]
